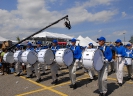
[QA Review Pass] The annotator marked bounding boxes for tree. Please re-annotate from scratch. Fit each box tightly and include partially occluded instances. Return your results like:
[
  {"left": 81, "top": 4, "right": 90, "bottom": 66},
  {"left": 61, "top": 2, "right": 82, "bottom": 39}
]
[
  {"left": 16, "top": 36, "right": 21, "bottom": 42},
  {"left": 129, "top": 35, "right": 133, "bottom": 43}
]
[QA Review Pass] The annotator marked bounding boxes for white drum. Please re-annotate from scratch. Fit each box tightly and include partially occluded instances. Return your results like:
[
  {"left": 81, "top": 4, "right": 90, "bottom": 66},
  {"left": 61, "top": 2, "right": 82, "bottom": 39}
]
[
  {"left": 55, "top": 48, "right": 73, "bottom": 66},
  {"left": 93, "top": 49, "right": 104, "bottom": 71},
  {"left": 38, "top": 49, "right": 54, "bottom": 64},
  {"left": 125, "top": 58, "right": 132, "bottom": 65},
  {"left": 13, "top": 50, "right": 23, "bottom": 62},
  {"left": 3, "top": 52, "right": 14, "bottom": 63},
  {"left": 82, "top": 49, "right": 96, "bottom": 69},
  {"left": 21, "top": 50, "right": 37, "bottom": 65}
]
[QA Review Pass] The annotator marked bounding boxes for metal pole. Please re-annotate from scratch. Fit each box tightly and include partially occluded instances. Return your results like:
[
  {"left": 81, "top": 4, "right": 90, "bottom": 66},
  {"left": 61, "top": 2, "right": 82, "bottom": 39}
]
[{"left": 123, "top": 33, "right": 125, "bottom": 45}]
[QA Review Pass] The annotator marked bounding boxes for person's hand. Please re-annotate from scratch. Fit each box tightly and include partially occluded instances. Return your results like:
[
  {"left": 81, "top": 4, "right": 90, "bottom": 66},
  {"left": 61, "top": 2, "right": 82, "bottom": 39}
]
[{"left": 104, "top": 59, "right": 108, "bottom": 63}]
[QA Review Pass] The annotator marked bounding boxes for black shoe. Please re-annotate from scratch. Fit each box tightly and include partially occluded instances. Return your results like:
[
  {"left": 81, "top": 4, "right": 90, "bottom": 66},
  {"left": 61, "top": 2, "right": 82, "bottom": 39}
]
[
  {"left": 118, "top": 83, "right": 122, "bottom": 86},
  {"left": 26, "top": 74, "right": 33, "bottom": 78},
  {"left": 51, "top": 79, "right": 58, "bottom": 85},
  {"left": 41, "top": 72, "right": 46, "bottom": 76},
  {"left": 73, "top": 83, "right": 77, "bottom": 89},
  {"left": 89, "top": 79, "right": 94, "bottom": 82},
  {"left": 69, "top": 84, "right": 73, "bottom": 88},
  {"left": 36, "top": 78, "right": 42, "bottom": 83},
  {"left": 56, "top": 74, "right": 59, "bottom": 77},
  {"left": 99, "top": 93, "right": 106, "bottom": 96},
  {"left": 15, "top": 73, "right": 20, "bottom": 77},
  {"left": 127, "top": 76, "right": 131, "bottom": 80}
]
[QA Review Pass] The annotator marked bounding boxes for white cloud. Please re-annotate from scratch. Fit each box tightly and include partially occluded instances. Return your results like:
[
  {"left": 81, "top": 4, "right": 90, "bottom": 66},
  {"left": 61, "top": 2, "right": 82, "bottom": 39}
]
[
  {"left": 122, "top": 11, "right": 127, "bottom": 17},
  {"left": 113, "top": 30, "right": 127, "bottom": 36},
  {"left": 98, "top": 30, "right": 102, "bottom": 32},
  {"left": 0, "top": 0, "right": 117, "bottom": 40}
]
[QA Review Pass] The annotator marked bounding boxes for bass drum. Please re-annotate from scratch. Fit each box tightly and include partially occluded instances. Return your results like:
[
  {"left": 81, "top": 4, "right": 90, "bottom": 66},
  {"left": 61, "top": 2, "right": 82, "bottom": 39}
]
[
  {"left": 37, "top": 49, "right": 54, "bottom": 64},
  {"left": 93, "top": 49, "right": 104, "bottom": 71},
  {"left": 82, "top": 49, "right": 96, "bottom": 69},
  {"left": 125, "top": 58, "right": 132, "bottom": 65},
  {"left": 13, "top": 50, "right": 23, "bottom": 62},
  {"left": 55, "top": 48, "right": 73, "bottom": 66},
  {"left": 3, "top": 52, "right": 14, "bottom": 63},
  {"left": 21, "top": 50, "right": 37, "bottom": 65}
]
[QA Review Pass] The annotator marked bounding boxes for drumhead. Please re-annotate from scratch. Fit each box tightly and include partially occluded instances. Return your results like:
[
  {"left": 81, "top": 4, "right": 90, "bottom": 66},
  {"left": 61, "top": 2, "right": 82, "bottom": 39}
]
[
  {"left": 13, "top": 50, "right": 23, "bottom": 62},
  {"left": 38, "top": 49, "right": 54, "bottom": 64},
  {"left": 21, "top": 50, "right": 37, "bottom": 64},
  {"left": 82, "top": 49, "right": 96, "bottom": 69},
  {"left": 93, "top": 49, "right": 104, "bottom": 71},
  {"left": 3, "top": 52, "right": 14, "bottom": 63},
  {"left": 55, "top": 48, "right": 73, "bottom": 66}
]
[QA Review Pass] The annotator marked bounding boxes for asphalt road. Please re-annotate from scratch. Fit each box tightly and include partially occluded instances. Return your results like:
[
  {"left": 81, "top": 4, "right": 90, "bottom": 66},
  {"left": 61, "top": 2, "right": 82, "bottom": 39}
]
[{"left": 0, "top": 65, "right": 133, "bottom": 96}]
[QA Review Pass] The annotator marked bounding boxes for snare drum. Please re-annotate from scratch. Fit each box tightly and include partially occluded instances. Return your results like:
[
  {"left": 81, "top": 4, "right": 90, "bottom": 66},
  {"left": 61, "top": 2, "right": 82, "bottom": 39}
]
[
  {"left": 3, "top": 52, "right": 14, "bottom": 63},
  {"left": 125, "top": 58, "right": 132, "bottom": 65},
  {"left": 55, "top": 48, "right": 73, "bottom": 66},
  {"left": 13, "top": 50, "right": 23, "bottom": 62},
  {"left": 82, "top": 49, "right": 96, "bottom": 69},
  {"left": 21, "top": 50, "right": 37, "bottom": 65},
  {"left": 93, "top": 49, "right": 104, "bottom": 71},
  {"left": 37, "top": 49, "right": 54, "bottom": 64}
]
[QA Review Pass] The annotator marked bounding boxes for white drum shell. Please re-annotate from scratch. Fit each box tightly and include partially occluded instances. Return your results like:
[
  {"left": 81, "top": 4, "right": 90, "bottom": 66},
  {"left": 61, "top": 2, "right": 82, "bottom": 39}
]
[
  {"left": 93, "top": 49, "right": 104, "bottom": 71},
  {"left": 13, "top": 51, "right": 23, "bottom": 62},
  {"left": 125, "top": 58, "right": 132, "bottom": 65},
  {"left": 21, "top": 50, "right": 37, "bottom": 65},
  {"left": 3, "top": 52, "right": 14, "bottom": 63},
  {"left": 82, "top": 49, "right": 96, "bottom": 69},
  {"left": 55, "top": 48, "right": 73, "bottom": 66},
  {"left": 37, "top": 49, "right": 54, "bottom": 64}
]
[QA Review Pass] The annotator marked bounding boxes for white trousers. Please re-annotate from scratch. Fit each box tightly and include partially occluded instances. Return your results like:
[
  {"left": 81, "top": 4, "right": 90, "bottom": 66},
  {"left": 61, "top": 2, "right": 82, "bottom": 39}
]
[
  {"left": 116, "top": 57, "right": 125, "bottom": 83},
  {"left": 15, "top": 62, "right": 21, "bottom": 74},
  {"left": 40, "top": 63, "right": 46, "bottom": 73},
  {"left": 98, "top": 63, "right": 108, "bottom": 94},
  {"left": 88, "top": 68, "right": 95, "bottom": 79},
  {"left": 50, "top": 61, "right": 58, "bottom": 81},
  {"left": 26, "top": 63, "right": 33, "bottom": 77},
  {"left": 68, "top": 60, "right": 79, "bottom": 85}
]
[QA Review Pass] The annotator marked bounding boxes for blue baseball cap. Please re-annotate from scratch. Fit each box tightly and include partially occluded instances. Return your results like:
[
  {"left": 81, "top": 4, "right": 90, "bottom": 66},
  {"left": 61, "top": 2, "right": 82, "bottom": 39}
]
[
  {"left": 126, "top": 44, "right": 131, "bottom": 46},
  {"left": 16, "top": 44, "right": 21, "bottom": 49},
  {"left": 52, "top": 40, "right": 58, "bottom": 44},
  {"left": 115, "top": 39, "right": 122, "bottom": 43},
  {"left": 71, "top": 38, "right": 76, "bottom": 42},
  {"left": 97, "top": 36, "right": 106, "bottom": 41},
  {"left": 36, "top": 41, "right": 42, "bottom": 45},
  {"left": 89, "top": 43, "right": 93, "bottom": 46},
  {"left": 27, "top": 42, "right": 32, "bottom": 46}
]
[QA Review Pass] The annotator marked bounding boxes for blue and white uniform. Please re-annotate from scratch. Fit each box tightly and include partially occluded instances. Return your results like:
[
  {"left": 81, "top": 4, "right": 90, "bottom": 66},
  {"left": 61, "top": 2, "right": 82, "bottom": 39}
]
[
  {"left": 97, "top": 37, "right": 112, "bottom": 94},
  {"left": 125, "top": 44, "right": 133, "bottom": 78},
  {"left": 68, "top": 38, "right": 82, "bottom": 87},
  {"left": 115, "top": 39, "right": 126, "bottom": 84},
  {"left": 50, "top": 40, "right": 60, "bottom": 83}
]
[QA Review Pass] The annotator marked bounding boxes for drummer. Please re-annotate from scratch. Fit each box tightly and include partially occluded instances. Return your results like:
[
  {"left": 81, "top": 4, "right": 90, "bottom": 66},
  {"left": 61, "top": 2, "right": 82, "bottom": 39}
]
[
  {"left": 51, "top": 40, "right": 60, "bottom": 85},
  {"left": 97, "top": 36, "right": 112, "bottom": 96},
  {"left": 85, "top": 43, "right": 96, "bottom": 81},
  {"left": 125, "top": 44, "right": 133, "bottom": 80},
  {"left": 69, "top": 38, "right": 82, "bottom": 89},
  {"left": 15, "top": 44, "right": 22, "bottom": 76},
  {"left": 26, "top": 42, "right": 34, "bottom": 78},
  {"left": 115, "top": 39, "right": 126, "bottom": 86}
]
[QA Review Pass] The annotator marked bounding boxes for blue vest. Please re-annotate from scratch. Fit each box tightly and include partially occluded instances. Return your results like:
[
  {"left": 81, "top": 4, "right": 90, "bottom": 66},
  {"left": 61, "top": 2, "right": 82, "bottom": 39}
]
[
  {"left": 125, "top": 48, "right": 133, "bottom": 58},
  {"left": 51, "top": 45, "right": 60, "bottom": 54},
  {"left": 115, "top": 45, "right": 126, "bottom": 57},
  {"left": 35, "top": 47, "right": 43, "bottom": 53},
  {"left": 26, "top": 47, "right": 34, "bottom": 51}
]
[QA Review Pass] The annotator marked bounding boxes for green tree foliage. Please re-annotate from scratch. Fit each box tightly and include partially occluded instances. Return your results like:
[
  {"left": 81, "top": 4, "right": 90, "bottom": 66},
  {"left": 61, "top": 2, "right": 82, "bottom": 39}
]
[
  {"left": 16, "top": 36, "right": 21, "bottom": 42},
  {"left": 129, "top": 35, "right": 133, "bottom": 43}
]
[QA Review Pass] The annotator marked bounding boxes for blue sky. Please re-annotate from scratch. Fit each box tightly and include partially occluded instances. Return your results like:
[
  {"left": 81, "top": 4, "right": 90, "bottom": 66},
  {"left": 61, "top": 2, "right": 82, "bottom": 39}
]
[{"left": 0, "top": 0, "right": 133, "bottom": 42}]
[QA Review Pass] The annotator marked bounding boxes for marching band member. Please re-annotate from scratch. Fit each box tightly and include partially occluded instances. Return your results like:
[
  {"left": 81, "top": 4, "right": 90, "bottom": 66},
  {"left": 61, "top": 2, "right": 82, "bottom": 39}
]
[
  {"left": 34, "top": 41, "right": 44, "bottom": 82},
  {"left": 115, "top": 39, "right": 126, "bottom": 86},
  {"left": 97, "top": 37, "right": 112, "bottom": 96},
  {"left": 125, "top": 44, "right": 133, "bottom": 80},
  {"left": 86, "top": 43, "right": 96, "bottom": 81},
  {"left": 26, "top": 42, "right": 34, "bottom": 78},
  {"left": 109, "top": 44, "right": 116, "bottom": 73},
  {"left": 51, "top": 40, "right": 60, "bottom": 85},
  {"left": 69, "top": 38, "right": 82, "bottom": 89},
  {"left": 15, "top": 44, "right": 21, "bottom": 76}
]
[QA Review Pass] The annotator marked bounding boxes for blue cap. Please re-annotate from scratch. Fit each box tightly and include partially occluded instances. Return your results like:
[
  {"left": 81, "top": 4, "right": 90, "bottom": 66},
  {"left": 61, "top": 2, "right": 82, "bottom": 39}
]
[
  {"left": 126, "top": 44, "right": 131, "bottom": 46},
  {"left": 36, "top": 41, "right": 42, "bottom": 45},
  {"left": 89, "top": 43, "right": 93, "bottom": 46},
  {"left": 16, "top": 44, "right": 21, "bottom": 49},
  {"left": 115, "top": 39, "right": 122, "bottom": 43},
  {"left": 27, "top": 42, "right": 32, "bottom": 46},
  {"left": 97, "top": 37, "right": 106, "bottom": 41},
  {"left": 52, "top": 40, "right": 58, "bottom": 44},
  {"left": 71, "top": 38, "right": 76, "bottom": 42}
]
